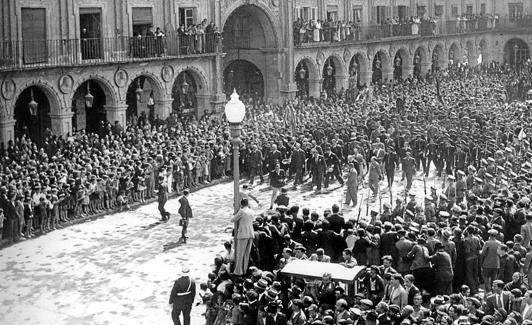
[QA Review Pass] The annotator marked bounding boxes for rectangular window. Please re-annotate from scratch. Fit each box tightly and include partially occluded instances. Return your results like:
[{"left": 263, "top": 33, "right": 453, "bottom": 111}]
[
  {"left": 132, "top": 7, "right": 153, "bottom": 36},
  {"left": 79, "top": 8, "right": 103, "bottom": 60},
  {"left": 179, "top": 7, "right": 196, "bottom": 27},
  {"left": 480, "top": 3, "right": 486, "bottom": 14},
  {"left": 466, "top": 5, "right": 473, "bottom": 15},
  {"left": 508, "top": 3, "right": 524, "bottom": 21},
  {"left": 435, "top": 5, "right": 444, "bottom": 17},
  {"left": 397, "top": 6, "right": 408, "bottom": 21},
  {"left": 376, "top": 6, "right": 386, "bottom": 24},
  {"left": 327, "top": 5, "right": 338, "bottom": 21},
  {"left": 352, "top": 7, "right": 362, "bottom": 23},
  {"left": 21, "top": 7, "right": 47, "bottom": 64},
  {"left": 298, "top": 7, "right": 316, "bottom": 20},
  {"left": 451, "top": 5, "right": 459, "bottom": 17}
]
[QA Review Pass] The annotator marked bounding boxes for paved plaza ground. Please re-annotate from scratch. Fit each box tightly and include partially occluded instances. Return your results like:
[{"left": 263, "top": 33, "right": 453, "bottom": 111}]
[{"left": 0, "top": 170, "right": 439, "bottom": 325}]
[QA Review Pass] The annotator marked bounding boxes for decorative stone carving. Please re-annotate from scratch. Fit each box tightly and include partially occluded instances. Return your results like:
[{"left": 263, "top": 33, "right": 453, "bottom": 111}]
[
  {"left": 161, "top": 65, "right": 174, "bottom": 83},
  {"left": 343, "top": 48, "right": 351, "bottom": 64},
  {"left": 1, "top": 79, "right": 16, "bottom": 100},
  {"left": 316, "top": 50, "right": 325, "bottom": 66},
  {"left": 58, "top": 75, "right": 74, "bottom": 94},
  {"left": 114, "top": 69, "right": 129, "bottom": 88}
]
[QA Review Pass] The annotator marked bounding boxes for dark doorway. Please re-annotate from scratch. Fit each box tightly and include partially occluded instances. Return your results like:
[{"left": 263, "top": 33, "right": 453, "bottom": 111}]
[
  {"left": 224, "top": 60, "right": 264, "bottom": 98},
  {"left": 504, "top": 38, "right": 530, "bottom": 67},
  {"left": 14, "top": 87, "right": 51, "bottom": 144},
  {"left": 80, "top": 8, "right": 103, "bottom": 60},
  {"left": 295, "top": 61, "right": 309, "bottom": 98},
  {"left": 172, "top": 71, "right": 198, "bottom": 116},
  {"left": 72, "top": 80, "right": 107, "bottom": 134}
]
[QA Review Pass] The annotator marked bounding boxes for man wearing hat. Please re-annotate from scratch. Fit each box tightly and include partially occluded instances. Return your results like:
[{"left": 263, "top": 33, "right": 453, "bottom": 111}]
[
  {"left": 484, "top": 280, "right": 510, "bottom": 314},
  {"left": 169, "top": 266, "right": 196, "bottom": 325},
  {"left": 323, "top": 145, "right": 344, "bottom": 188},
  {"left": 308, "top": 148, "right": 327, "bottom": 193},
  {"left": 344, "top": 163, "right": 359, "bottom": 208},
  {"left": 430, "top": 242, "right": 453, "bottom": 295},
  {"left": 481, "top": 229, "right": 502, "bottom": 293},
  {"left": 402, "top": 151, "right": 416, "bottom": 192}
]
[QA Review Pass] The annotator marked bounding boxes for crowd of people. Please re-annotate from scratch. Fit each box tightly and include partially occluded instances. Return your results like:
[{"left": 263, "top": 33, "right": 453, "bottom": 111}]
[
  {"left": 294, "top": 14, "right": 500, "bottom": 46},
  {"left": 190, "top": 62, "right": 532, "bottom": 325}
]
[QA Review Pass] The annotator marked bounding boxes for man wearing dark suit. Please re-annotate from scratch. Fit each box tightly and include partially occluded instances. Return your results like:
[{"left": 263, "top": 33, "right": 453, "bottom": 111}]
[
  {"left": 364, "top": 266, "right": 386, "bottom": 302},
  {"left": 430, "top": 242, "right": 454, "bottom": 295},
  {"left": 178, "top": 190, "right": 193, "bottom": 243},
  {"left": 289, "top": 143, "right": 306, "bottom": 186},
  {"left": 484, "top": 280, "right": 511, "bottom": 314},
  {"left": 269, "top": 163, "right": 286, "bottom": 209},
  {"left": 258, "top": 302, "right": 288, "bottom": 325},
  {"left": 247, "top": 144, "right": 264, "bottom": 185},
  {"left": 380, "top": 223, "right": 398, "bottom": 263},
  {"left": 267, "top": 144, "right": 282, "bottom": 174},
  {"left": 169, "top": 267, "right": 196, "bottom": 325},
  {"left": 317, "top": 222, "right": 345, "bottom": 262},
  {"left": 4, "top": 193, "right": 17, "bottom": 242},
  {"left": 324, "top": 146, "right": 344, "bottom": 188},
  {"left": 157, "top": 176, "right": 170, "bottom": 221},
  {"left": 326, "top": 204, "right": 344, "bottom": 233},
  {"left": 307, "top": 149, "right": 327, "bottom": 193}
]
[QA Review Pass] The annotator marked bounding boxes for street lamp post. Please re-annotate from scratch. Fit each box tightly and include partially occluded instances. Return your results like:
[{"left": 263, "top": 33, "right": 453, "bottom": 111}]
[{"left": 225, "top": 89, "right": 246, "bottom": 214}]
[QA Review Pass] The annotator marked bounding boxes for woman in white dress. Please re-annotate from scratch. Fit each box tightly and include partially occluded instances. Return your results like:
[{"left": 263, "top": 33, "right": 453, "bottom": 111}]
[{"left": 313, "top": 20, "right": 321, "bottom": 42}]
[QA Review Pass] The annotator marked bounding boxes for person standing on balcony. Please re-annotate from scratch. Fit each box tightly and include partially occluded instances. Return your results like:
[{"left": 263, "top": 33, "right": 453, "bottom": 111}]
[{"left": 155, "top": 27, "right": 165, "bottom": 57}]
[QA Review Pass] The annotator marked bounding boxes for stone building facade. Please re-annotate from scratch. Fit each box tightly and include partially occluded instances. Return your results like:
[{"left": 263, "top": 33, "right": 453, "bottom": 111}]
[{"left": 0, "top": 0, "right": 531, "bottom": 146}]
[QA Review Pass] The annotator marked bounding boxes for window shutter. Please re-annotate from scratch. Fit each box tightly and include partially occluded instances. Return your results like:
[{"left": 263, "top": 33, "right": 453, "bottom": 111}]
[{"left": 132, "top": 7, "right": 153, "bottom": 26}]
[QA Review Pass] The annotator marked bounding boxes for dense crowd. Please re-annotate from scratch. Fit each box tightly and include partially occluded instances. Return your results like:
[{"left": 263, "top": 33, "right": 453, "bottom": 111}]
[{"left": 196, "top": 63, "right": 532, "bottom": 325}]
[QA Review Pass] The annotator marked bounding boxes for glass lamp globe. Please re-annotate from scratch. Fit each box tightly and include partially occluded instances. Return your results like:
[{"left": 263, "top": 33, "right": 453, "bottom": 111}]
[{"left": 225, "top": 89, "right": 245, "bottom": 124}]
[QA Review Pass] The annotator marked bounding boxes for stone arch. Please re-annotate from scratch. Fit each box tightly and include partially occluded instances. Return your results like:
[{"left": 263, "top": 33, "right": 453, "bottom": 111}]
[
  {"left": 413, "top": 45, "right": 428, "bottom": 77},
  {"left": 295, "top": 56, "right": 319, "bottom": 98},
  {"left": 322, "top": 54, "right": 347, "bottom": 95},
  {"left": 295, "top": 56, "right": 319, "bottom": 80},
  {"left": 349, "top": 52, "right": 369, "bottom": 87},
  {"left": 478, "top": 38, "right": 489, "bottom": 63},
  {"left": 503, "top": 37, "right": 530, "bottom": 66},
  {"left": 173, "top": 65, "right": 210, "bottom": 93},
  {"left": 431, "top": 43, "right": 446, "bottom": 70},
  {"left": 393, "top": 47, "right": 411, "bottom": 80},
  {"left": 10, "top": 80, "right": 63, "bottom": 116},
  {"left": 222, "top": 2, "right": 280, "bottom": 49},
  {"left": 128, "top": 71, "right": 166, "bottom": 100},
  {"left": 465, "top": 40, "right": 475, "bottom": 65},
  {"left": 448, "top": 42, "right": 461, "bottom": 64},
  {"left": 70, "top": 75, "right": 119, "bottom": 108}
]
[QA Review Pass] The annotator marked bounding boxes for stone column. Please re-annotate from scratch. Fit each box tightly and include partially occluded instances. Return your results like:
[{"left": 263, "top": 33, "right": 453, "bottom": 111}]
[
  {"left": 335, "top": 74, "right": 348, "bottom": 91},
  {"left": 196, "top": 93, "right": 212, "bottom": 118},
  {"left": 0, "top": 117, "right": 15, "bottom": 147},
  {"left": 280, "top": 0, "right": 298, "bottom": 100},
  {"left": 50, "top": 110, "right": 74, "bottom": 137},
  {"left": 309, "top": 78, "right": 321, "bottom": 98},
  {"left": 402, "top": 63, "right": 414, "bottom": 80},
  {"left": 105, "top": 104, "right": 127, "bottom": 127},
  {"left": 211, "top": 53, "right": 227, "bottom": 114},
  {"left": 154, "top": 98, "right": 173, "bottom": 120}
]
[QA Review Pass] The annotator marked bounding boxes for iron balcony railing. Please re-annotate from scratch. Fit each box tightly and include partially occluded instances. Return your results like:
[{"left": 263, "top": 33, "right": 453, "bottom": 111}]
[
  {"left": 294, "top": 18, "right": 532, "bottom": 47},
  {"left": 0, "top": 32, "right": 221, "bottom": 71}
]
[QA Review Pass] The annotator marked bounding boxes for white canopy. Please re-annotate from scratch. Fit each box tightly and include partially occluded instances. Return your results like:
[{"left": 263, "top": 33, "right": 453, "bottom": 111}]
[{"left": 280, "top": 260, "right": 366, "bottom": 284}]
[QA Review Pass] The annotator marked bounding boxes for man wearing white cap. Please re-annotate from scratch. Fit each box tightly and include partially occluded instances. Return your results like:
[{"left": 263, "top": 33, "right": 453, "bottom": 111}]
[{"left": 169, "top": 266, "right": 196, "bottom": 325}]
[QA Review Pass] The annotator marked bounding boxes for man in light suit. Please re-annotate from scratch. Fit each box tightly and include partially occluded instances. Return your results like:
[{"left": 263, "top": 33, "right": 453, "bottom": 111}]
[
  {"left": 521, "top": 290, "right": 532, "bottom": 320},
  {"left": 484, "top": 280, "right": 510, "bottom": 314},
  {"left": 523, "top": 249, "right": 532, "bottom": 284},
  {"left": 230, "top": 198, "right": 255, "bottom": 276},
  {"left": 522, "top": 214, "right": 532, "bottom": 248},
  {"left": 388, "top": 273, "right": 408, "bottom": 308}
]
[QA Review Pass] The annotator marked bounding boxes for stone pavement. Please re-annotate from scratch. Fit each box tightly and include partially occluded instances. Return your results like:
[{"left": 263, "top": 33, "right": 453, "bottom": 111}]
[{"left": 0, "top": 168, "right": 441, "bottom": 325}]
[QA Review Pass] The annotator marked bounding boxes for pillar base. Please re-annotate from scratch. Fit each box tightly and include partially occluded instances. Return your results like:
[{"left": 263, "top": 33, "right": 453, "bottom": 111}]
[
  {"left": 280, "top": 82, "right": 298, "bottom": 101},
  {"left": 154, "top": 99, "right": 173, "bottom": 120},
  {"left": 50, "top": 111, "right": 74, "bottom": 137},
  {"left": 210, "top": 93, "right": 227, "bottom": 114},
  {"left": 0, "top": 118, "right": 16, "bottom": 148},
  {"left": 105, "top": 104, "right": 128, "bottom": 128}
]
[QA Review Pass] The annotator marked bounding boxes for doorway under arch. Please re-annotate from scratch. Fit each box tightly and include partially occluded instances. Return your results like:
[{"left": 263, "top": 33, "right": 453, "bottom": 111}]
[
  {"left": 504, "top": 38, "right": 530, "bottom": 66},
  {"left": 295, "top": 60, "right": 310, "bottom": 98},
  {"left": 222, "top": 4, "right": 278, "bottom": 99},
  {"left": 224, "top": 60, "right": 264, "bottom": 99},
  {"left": 14, "top": 86, "right": 52, "bottom": 144},
  {"left": 172, "top": 70, "right": 200, "bottom": 116},
  {"left": 373, "top": 51, "right": 388, "bottom": 84},
  {"left": 126, "top": 76, "right": 163, "bottom": 123},
  {"left": 71, "top": 80, "right": 108, "bottom": 134}
]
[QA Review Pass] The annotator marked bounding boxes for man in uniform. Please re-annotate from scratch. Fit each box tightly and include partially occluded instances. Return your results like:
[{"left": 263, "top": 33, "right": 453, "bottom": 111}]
[
  {"left": 169, "top": 266, "right": 196, "bottom": 325},
  {"left": 290, "top": 142, "right": 306, "bottom": 187},
  {"left": 384, "top": 146, "right": 399, "bottom": 190}
]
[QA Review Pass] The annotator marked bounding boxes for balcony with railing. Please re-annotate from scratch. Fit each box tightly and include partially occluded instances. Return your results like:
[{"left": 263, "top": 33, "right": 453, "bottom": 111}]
[
  {"left": 294, "top": 16, "right": 532, "bottom": 48},
  {"left": 0, "top": 32, "right": 222, "bottom": 71}
]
